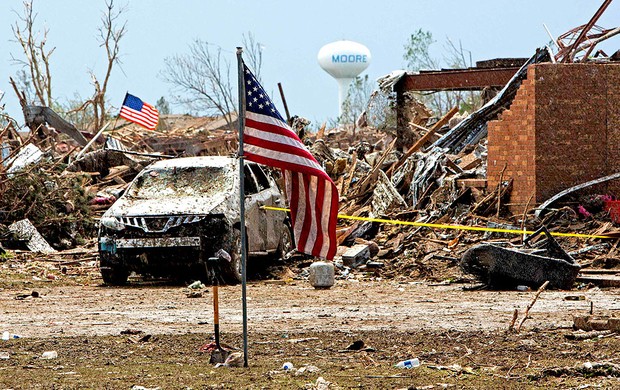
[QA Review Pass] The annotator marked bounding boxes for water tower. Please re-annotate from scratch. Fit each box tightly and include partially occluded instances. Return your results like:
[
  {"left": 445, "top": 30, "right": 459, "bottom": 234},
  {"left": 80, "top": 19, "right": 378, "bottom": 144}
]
[{"left": 318, "top": 40, "right": 371, "bottom": 117}]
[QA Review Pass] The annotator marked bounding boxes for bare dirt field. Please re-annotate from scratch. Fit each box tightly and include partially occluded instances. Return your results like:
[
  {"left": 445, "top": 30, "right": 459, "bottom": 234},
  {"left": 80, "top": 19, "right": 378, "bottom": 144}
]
[
  {"left": 2, "top": 261, "right": 620, "bottom": 389},
  {"left": 3, "top": 280, "right": 620, "bottom": 338}
]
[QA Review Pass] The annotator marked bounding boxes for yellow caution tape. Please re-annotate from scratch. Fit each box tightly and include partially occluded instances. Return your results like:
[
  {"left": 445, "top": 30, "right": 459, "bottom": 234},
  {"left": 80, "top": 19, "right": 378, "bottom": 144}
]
[{"left": 261, "top": 205, "right": 612, "bottom": 239}]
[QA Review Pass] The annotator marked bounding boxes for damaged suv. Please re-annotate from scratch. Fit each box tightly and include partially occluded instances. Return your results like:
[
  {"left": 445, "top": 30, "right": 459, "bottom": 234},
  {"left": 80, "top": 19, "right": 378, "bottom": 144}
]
[{"left": 98, "top": 156, "right": 292, "bottom": 285}]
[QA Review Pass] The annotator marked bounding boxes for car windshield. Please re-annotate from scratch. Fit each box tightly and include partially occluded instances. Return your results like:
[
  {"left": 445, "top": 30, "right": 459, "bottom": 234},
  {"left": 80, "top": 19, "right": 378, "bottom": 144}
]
[{"left": 126, "top": 165, "right": 234, "bottom": 199}]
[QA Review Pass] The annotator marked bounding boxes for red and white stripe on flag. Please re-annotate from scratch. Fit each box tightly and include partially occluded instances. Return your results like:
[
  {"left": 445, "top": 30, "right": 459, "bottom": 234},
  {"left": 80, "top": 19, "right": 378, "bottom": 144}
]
[
  {"left": 244, "top": 111, "right": 339, "bottom": 260},
  {"left": 242, "top": 63, "right": 338, "bottom": 259}
]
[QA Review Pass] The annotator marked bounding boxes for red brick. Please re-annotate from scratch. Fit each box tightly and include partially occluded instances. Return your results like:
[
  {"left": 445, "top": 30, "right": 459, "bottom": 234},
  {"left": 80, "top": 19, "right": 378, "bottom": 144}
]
[{"left": 487, "top": 63, "right": 620, "bottom": 212}]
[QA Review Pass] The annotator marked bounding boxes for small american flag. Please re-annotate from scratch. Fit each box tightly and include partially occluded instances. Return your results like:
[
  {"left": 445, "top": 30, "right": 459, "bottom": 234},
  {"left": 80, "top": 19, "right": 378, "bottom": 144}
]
[
  {"left": 242, "top": 63, "right": 338, "bottom": 260},
  {"left": 119, "top": 93, "right": 159, "bottom": 130}
]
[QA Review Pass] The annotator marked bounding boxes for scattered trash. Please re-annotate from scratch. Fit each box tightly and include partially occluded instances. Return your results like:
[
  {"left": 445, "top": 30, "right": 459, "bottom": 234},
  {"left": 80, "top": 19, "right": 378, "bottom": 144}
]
[
  {"left": 282, "top": 361, "right": 294, "bottom": 370},
  {"left": 395, "top": 358, "right": 420, "bottom": 369},
  {"left": 565, "top": 330, "right": 614, "bottom": 340},
  {"left": 539, "top": 362, "right": 620, "bottom": 379},
  {"left": 342, "top": 244, "right": 371, "bottom": 267},
  {"left": 294, "top": 364, "right": 321, "bottom": 376},
  {"left": 5, "top": 143, "right": 43, "bottom": 175},
  {"left": 186, "top": 290, "right": 203, "bottom": 298},
  {"left": 214, "top": 351, "right": 243, "bottom": 368},
  {"left": 120, "top": 329, "right": 143, "bottom": 335},
  {"left": 0, "top": 331, "right": 19, "bottom": 341},
  {"left": 128, "top": 334, "right": 152, "bottom": 343},
  {"left": 427, "top": 363, "right": 475, "bottom": 374},
  {"left": 345, "top": 340, "right": 365, "bottom": 351},
  {"left": 287, "top": 337, "right": 319, "bottom": 344},
  {"left": 188, "top": 280, "right": 205, "bottom": 289},
  {"left": 573, "top": 315, "right": 620, "bottom": 332},
  {"left": 40, "top": 351, "right": 58, "bottom": 359},
  {"left": 130, "top": 386, "right": 161, "bottom": 390},
  {"left": 0, "top": 351, "right": 9, "bottom": 360},
  {"left": 304, "top": 376, "right": 335, "bottom": 390},
  {"left": 564, "top": 295, "right": 586, "bottom": 301}
]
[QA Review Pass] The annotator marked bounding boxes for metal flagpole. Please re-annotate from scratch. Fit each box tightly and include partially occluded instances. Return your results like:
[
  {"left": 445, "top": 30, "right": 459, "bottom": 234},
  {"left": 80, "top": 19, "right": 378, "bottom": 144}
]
[{"left": 236, "top": 47, "right": 249, "bottom": 368}]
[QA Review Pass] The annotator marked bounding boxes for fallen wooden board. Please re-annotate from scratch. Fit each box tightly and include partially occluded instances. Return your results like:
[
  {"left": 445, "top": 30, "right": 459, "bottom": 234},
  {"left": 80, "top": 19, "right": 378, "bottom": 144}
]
[
  {"left": 579, "top": 269, "right": 620, "bottom": 275},
  {"left": 386, "top": 106, "right": 458, "bottom": 177},
  {"left": 576, "top": 275, "right": 620, "bottom": 287}
]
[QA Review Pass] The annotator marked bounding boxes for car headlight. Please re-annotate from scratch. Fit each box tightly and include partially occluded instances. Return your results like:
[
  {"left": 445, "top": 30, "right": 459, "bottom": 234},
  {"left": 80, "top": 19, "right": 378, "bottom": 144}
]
[{"left": 100, "top": 216, "right": 125, "bottom": 231}]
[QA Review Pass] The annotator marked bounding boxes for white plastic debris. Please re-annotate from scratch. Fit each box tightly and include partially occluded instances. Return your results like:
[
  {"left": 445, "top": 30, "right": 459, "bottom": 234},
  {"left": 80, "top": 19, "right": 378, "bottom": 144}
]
[
  {"left": 41, "top": 351, "right": 58, "bottom": 359},
  {"left": 5, "top": 143, "right": 43, "bottom": 175},
  {"left": 8, "top": 219, "right": 56, "bottom": 253}
]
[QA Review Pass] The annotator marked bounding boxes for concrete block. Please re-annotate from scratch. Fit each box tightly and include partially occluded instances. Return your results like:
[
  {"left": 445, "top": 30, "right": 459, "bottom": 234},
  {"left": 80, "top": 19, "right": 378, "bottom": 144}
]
[{"left": 342, "top": 244, "right": 371, "bottom": 267}]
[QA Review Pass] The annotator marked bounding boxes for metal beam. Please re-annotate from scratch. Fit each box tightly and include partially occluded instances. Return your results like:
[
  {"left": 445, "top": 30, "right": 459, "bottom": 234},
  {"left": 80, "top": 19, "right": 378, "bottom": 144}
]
[
  {"left": 560, "top": 0, "right": 614, "bottom": 63},
  {"left": 399, "top": 67, "right": 520, "bottom": 92}
]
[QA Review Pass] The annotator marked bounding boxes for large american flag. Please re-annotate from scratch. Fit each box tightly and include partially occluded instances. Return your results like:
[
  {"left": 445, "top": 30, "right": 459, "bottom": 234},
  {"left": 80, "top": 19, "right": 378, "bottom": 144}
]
[
  {"left": 242, "top": 63, "right": 338, "bottom": 260},
  {"left": 119, "top": 93, "right": 159, "bottom": 130}
]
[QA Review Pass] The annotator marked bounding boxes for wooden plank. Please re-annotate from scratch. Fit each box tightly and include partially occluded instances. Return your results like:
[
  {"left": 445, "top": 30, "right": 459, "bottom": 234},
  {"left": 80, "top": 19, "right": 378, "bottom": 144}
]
[
  {"left": 576, "top": 275, "right": 620, "bottom": 287},
  {"left": 579, "top": 269, "right": 620, "bottom": 275},
  {"left": 387, "top": 106, "right": 459, "bottom": 177}
]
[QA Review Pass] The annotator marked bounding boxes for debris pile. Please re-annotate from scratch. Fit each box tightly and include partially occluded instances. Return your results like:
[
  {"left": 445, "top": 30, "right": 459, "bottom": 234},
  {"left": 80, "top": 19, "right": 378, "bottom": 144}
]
[{"left": 2, "top": 19, "right": 620, "bottom": 289}]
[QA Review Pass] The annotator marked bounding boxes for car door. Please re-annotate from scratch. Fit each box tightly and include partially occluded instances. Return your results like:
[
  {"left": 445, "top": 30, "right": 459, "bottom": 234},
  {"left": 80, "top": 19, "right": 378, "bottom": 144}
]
[
  {"left": 243, "top": 164, "right": 268, "bottom": 253},
  {"left": 249, "top": 164, "right": 286, "bottom": 251}
]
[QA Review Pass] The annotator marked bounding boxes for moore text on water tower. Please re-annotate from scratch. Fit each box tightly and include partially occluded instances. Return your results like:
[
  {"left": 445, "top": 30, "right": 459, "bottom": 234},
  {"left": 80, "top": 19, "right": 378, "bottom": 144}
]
[
  {"left": 318, "top": 40, "right": 371, "bottom": 120},
  {"left": 331, "top": 54, "right": 369, "bottom": 63}
]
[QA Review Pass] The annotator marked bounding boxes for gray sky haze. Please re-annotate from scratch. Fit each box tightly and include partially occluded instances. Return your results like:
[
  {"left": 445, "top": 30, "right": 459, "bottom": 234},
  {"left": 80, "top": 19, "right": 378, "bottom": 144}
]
[{"left": 1, "top": 0, "right": 619, "bottom": 126}]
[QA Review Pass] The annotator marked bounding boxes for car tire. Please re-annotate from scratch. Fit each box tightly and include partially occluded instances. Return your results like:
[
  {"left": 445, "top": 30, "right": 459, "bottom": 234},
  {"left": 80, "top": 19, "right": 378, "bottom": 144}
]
[
  {"left": 229, "top": 230, "right": 243, "bottom": 284},
  {"left": 275, "top": 221, "right": 294, "bottom": 261},
  {"left": 99, "top": 253, "right": 130, "bottom": 286}
]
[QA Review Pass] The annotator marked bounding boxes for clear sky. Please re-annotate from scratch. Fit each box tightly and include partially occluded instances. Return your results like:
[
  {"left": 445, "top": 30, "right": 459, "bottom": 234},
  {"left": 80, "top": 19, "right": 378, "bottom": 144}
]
[{"left": 1, "top": 0, "right": 619, "bottom": 128}]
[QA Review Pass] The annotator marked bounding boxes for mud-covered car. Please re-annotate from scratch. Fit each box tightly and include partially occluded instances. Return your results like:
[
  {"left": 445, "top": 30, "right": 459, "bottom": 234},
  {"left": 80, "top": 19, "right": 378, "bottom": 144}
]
[{"left": 98, "top": 156, "right": 293, "bottom": 285}]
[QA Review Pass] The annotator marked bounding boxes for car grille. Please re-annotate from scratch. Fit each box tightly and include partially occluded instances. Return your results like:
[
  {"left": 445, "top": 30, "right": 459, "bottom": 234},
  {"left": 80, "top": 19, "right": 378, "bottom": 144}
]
[{"left": 119, "top": 215, "right": 205, "bottom": 233}]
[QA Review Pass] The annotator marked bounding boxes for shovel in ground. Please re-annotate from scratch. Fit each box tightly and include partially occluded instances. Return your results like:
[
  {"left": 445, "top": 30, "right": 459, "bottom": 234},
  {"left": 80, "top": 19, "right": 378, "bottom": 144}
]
[{"left": 205, "top": 251, "right": 233, "bottom": 365}]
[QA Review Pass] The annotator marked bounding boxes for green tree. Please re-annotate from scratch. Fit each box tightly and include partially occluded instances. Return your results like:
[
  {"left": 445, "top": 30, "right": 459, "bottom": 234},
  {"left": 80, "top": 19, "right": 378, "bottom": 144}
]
[
  {"left": 403, "top": 29, "right": 480, "bottom": 116},
  {"left": 338, "top": 75, "right": 394, "bottom": 130},
  {"left": 156, "top": 96, "right": 171, "bottom": 115},
  {"left": 340, "top": 75, "right": 372, "bottom": 125},
  {"left": 403, "top": 29, "right": 437, "bottom": 72}
]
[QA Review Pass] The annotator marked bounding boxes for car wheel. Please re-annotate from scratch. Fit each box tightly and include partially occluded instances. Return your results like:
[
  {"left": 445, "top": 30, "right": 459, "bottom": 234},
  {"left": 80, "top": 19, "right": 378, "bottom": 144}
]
[
  {"left": 275, "top": 221, "right": 294, "bottom": 261},
  {"left": 99, "top": 253, "right": 130, "bottom": 286},
  {"left": 228, "top": 230, "right": 243, "bottom": 284}
]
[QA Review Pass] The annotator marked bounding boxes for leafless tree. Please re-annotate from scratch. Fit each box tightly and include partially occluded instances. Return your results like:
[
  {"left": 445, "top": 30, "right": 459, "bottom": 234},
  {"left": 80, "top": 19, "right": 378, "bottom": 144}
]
[
  {"left": 242, "top": 32, "right": 263, "bottom": 81},
  {"left": 80, "top": 0, "right": 127, "bottom": 130},
  {"left": 11, "top": 0, "right": 55, "bottom": 106},
  {"left": 161, "top": 35, "right": 264, "bottom": 131},
  {"left": 11, "top": 0, "right": 126, "bottom": 131},
  {"left": 162, "top": 40, "right": 237, "bottom": 131}
]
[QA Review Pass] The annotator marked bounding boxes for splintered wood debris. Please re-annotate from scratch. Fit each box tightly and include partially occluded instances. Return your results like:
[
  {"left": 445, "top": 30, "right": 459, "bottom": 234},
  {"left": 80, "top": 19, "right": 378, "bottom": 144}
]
[{"left": 2, "top": 71, "right": 620, "bottom": 288}]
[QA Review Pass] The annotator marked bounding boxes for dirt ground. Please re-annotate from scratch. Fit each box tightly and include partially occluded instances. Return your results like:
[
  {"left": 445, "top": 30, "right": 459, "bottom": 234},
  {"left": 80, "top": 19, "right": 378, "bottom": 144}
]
[{"left": 2, "top": 258, "right": 620, "bottom": 389}]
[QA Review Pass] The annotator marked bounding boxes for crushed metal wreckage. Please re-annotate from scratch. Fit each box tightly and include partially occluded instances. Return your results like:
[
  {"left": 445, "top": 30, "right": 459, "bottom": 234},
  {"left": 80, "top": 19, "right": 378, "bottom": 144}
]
[{"left": 460, "top": 227, "right": 581, "bottom": 290}]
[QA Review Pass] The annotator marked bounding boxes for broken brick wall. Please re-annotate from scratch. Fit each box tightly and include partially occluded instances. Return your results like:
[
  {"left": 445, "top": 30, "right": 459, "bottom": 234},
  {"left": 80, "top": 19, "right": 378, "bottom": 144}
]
[{"left": 487, "top": 63, "right": 620, "bottom": 213}]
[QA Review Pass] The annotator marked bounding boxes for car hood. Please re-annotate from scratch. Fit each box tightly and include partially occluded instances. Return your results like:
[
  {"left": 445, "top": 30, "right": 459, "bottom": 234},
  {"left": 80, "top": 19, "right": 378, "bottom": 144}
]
[{"left": 103, "top": 192, "right": 237, "bottom": 218}]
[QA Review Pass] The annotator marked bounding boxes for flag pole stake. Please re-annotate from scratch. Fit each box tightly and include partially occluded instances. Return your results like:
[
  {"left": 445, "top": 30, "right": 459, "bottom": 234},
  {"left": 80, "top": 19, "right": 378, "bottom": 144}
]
[{"left": 236, "top": 46, "right": 249, "bottom": 368}]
